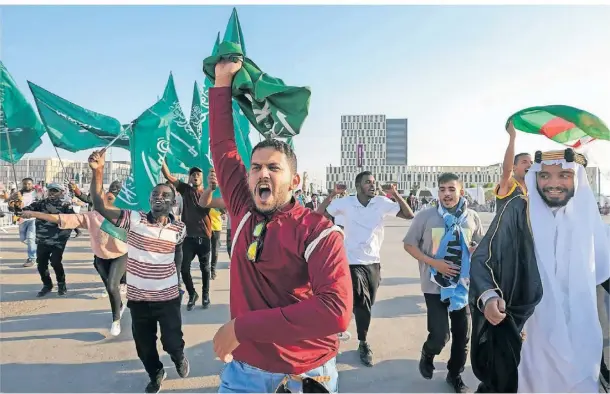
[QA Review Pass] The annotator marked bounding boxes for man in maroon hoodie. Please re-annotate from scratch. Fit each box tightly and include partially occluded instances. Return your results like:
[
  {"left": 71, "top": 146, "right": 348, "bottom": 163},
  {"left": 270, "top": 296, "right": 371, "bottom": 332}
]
[{"left": 207, "top": 59, "right": 353, "bottom": 393}]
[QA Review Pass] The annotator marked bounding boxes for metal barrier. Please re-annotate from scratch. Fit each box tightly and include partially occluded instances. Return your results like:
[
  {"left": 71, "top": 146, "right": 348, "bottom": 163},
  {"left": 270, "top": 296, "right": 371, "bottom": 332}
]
[{"left": 0, "top": 202, "right": 17, "bottom": 232}]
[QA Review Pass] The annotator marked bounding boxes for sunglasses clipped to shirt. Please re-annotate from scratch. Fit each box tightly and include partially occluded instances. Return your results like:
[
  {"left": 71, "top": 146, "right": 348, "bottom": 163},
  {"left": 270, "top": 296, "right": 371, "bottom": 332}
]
[{"left": 246, "top": 219, "right": 269, "bottom": 263}]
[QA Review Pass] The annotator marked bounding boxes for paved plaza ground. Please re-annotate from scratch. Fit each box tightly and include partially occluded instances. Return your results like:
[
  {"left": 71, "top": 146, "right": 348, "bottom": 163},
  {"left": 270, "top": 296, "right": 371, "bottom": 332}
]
[{"left": 1, "top": 213, "right": 609, "bottom": 393}]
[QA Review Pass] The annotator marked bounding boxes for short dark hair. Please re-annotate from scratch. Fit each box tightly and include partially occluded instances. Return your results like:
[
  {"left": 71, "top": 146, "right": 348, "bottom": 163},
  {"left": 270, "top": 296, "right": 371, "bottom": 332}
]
[
  {"left": 514, "top": 152, "right": 531, "bottom": 165},
  {"left": 355, "top": 171, "right": 373, "bottom": 187},
  {"left": 154, "top": 183, "right": 176, "bottom": 200},
  {"left": 22, "top": 177, "right": 33, "bottom": 183},
  {"left": 438, "top": 172, "right": 461, "bottom": 186},
  {"left": 251, "top": 139, "right": 297, "bottom": 174}
]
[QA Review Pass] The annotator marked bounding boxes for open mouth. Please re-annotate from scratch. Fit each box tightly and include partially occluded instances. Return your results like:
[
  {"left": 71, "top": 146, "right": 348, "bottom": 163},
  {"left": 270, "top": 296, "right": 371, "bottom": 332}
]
[
  {"left": 546, "top": 190, "right": 565, "bottom": 197},
  {"left": 257, "top": 184, "right": 272, "bottom": 203}
]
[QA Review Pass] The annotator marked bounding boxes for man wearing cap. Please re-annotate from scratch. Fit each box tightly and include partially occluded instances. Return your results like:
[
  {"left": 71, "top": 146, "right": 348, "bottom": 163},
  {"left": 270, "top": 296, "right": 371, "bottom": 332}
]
[
  {"left": 161, "top": 163, "right": 213, "bottom": 311},
  {"left": 21, "top": 182, "right": 75, "bottom": 297},
  {"left": 470, "top": 149, "right": 610, "bottom": 392}
]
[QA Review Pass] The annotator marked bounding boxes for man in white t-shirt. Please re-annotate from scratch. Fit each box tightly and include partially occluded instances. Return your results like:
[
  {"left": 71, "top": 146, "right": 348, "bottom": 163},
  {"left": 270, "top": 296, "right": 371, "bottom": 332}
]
[{"left": 318, "top": 171, "right": 414, "bottom": 367}]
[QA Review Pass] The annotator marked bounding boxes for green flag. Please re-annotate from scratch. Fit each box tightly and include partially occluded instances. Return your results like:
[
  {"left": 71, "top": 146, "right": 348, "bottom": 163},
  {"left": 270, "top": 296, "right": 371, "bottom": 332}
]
[
  {"left": 203, "top": 8, "right": 311, "bottom": 139},
  {"left": 162, "top": 73, "right": 202, "bottom": 174},
  {"left": 507, "top": 105, "right": 610, "bottom": 148},
  {"left": 28, "top": 82, "right": 123, "bottom": 152},
  {"left": 0, "top": 62, "right": 46, "bottom": 163},
  {"left": 286, "top": 137, "right": 295, "bottom": 150},
  {"left": 115, "top": 98, "right": 172, "bottom": 212}
]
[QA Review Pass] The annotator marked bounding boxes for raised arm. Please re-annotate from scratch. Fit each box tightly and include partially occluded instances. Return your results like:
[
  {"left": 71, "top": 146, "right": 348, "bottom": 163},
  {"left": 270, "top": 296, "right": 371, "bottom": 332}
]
[
  {"left": 389, "top": 184, "right": 414, "bottom": 219},
  {"left": 161, "top": 161, "right": 180, "bottom": 189},
  {"left": 198, "top": 168, "right": 227, "bottom": 209},
  {"left": 88, "top": 150, "right": 121, "bottom": 223},
  {"left": 317, "top": 185, "right": 343, "bottom": 219},
  {"left": 209, "top": 60, "right": 253, "bottom": 218},
  {"left": 497, "top": 121, "right": 516, "bottom": 197}
]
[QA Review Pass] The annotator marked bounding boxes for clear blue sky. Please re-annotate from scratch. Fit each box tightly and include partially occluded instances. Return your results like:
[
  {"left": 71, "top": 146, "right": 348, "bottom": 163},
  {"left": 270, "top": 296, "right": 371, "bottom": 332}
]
[{"left": 3, "top": 5, "right": 610, "bottom": 191}]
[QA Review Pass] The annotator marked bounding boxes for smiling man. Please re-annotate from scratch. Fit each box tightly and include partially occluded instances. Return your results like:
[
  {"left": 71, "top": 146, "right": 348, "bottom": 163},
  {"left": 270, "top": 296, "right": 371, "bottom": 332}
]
[
  {"left": 403, "top": 173, "right": 484, "bottom": 393},
  {"left": 470, "top": 149, "right": 610, "bottom": 393},
  {"left": 318, "top": 172, "right": 414, "bottom": 367},
  {"left": 88, "top": 150, "right": 189, "bottom": 394},
  {"left": 207, "top": 59, "right": 353, "bottom": 393}
]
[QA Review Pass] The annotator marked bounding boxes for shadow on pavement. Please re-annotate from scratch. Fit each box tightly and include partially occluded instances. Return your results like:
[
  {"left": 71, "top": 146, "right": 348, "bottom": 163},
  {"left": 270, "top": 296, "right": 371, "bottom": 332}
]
[
  {"left": 373, "top": 294, "right": 426, "bottom": 318},
  {"left": 337, "top": 358, "right": 476, "bottom": 393},
  {"left": 0, "top": 282, "right": 105, "bottom": 302},
  {"left": 0, "top": 331, "right": 106, "bottom": 343},
  {"left": 380, "top": 277, "right": 420, "bottom": 287},
  {"left": 0, "top": 339, "right": 222, "bottom": 393}
]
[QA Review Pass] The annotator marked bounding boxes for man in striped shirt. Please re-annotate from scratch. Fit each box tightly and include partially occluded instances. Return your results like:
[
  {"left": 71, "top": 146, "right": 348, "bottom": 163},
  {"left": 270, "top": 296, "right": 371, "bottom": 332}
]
[{"left": 87, "top": 150, "right": 189, "bottom": 394}]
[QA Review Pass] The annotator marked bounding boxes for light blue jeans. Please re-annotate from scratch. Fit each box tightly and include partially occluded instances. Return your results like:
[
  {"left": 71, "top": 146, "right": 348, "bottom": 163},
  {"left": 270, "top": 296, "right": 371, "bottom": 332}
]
[
  {"left": 219, "top": 357, "right": 338, "bottom": 393},
  {"left": 18, "top": 220, "right": 36, "bottom": 260}
]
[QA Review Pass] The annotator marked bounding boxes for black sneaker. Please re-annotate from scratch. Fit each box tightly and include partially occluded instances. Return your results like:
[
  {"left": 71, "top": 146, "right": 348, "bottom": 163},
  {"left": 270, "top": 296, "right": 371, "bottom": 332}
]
[
  {"left": 202, "top": 298, "right": 210, "bottom": 309},
  {"left": 446, "top": 373, "right": 470, "bottom": 393},
  {"left": 58, "top": 283, "right": 67, "bottom": 296},
  {"left": 23, "top": 259, "right": 35, "bottom": 267},
  {"left": 37, "top": 285, "right": 53, "bottom": 297},
  {"left": 186, "top": 292, "right": 199, "bottom": 311},
  {"left": 419, "top": 350, "right": 435, "bottom": 380},
  {"left": 145, "top": 369, "right": 167, "bottom": 394},
  {"left": 175, "top": 357, "right": 190, "bottom": 378},
  {"left": 358, "top": 341, "right": 373, "bottom": 367}
]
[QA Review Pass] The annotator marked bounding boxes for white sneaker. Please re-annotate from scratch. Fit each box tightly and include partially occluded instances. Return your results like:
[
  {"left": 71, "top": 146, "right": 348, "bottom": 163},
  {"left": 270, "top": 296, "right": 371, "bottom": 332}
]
[
  {"left": 110, "top": 320, "right": 121, "bottom": 336},
  {"left": 119, "top": 303, "right": 127, "bottom": 319},
  {"left": 338, "top": 331, "right": 352, "bottom": 342},
  {"left": 101, "top": 289, "right": 108, "bottom": 298},
  {"left": 120, "top": 284, "right": 127, "bottom": 295}
]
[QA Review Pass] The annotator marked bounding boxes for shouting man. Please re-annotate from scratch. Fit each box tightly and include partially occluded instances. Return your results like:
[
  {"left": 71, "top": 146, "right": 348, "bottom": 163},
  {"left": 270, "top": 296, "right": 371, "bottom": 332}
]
[
  {"left": 317, "top": 174, "right": 414, "bottom": 367},
  {"left": 208, "top": 59, "right": 353, "bottom": 393},
  {"left": 470, "top": 149, "right": 610, "bottom": 393},
  {"left": 89, "top": 151, "right": 189, "bottom": 394}
]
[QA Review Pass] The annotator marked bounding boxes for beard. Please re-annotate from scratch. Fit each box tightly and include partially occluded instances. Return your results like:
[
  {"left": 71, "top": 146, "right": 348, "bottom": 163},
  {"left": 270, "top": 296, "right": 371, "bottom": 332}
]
[
  {"left": 250, "top": 187, "right": 292, "bottom": 215},
  {"left": 537, "top": 184, "right": 575, "bottom": 208}
]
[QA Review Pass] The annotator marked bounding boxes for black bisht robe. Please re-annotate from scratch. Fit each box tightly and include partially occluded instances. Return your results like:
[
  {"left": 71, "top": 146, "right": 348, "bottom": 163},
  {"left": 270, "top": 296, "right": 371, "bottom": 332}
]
[{"left": 469, "top": 195, "right": 543, "bottom": 393}]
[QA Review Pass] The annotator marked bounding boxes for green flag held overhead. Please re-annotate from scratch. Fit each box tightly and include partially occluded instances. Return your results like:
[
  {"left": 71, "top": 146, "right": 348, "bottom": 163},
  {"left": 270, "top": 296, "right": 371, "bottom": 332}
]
[
  {"left": 203, "top": 8, "right": 311, "bottom": 139},
  {"left": 115, "top": 98, "right": 172, "bottom": 212},
  {"left": 286, "top": 137, "right": 294, "bottom": 150},
  {"left": 162, "top": 73, "right": 201, "bottom": 174},
  {"left": 28, "top": 82, "right": 123, "bottom": 152},
  {"left": 507, "top": 105, "right": 610, "bottom": 148},
  {"left": 0, "top": 62, "right": 46, "bottom": 163}
]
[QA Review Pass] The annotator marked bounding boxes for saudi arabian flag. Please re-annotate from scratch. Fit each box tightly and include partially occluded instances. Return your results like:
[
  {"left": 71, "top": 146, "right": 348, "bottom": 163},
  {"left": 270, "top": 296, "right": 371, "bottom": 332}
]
[
  {"left": 115, "top": 98, "right": 172, "bottom": 212},
  {"left": 162, "top": 73, "right": 201, "bottom": 174},
  {"left": 0, "top": 61, "right": 46, "bottom": 163},
  {"left": 508, "top": 105, "right": 610, "bottom": 148},
  {"left": 203, "top": 8, "right": 311, "bottom": 139},
  {"left": 28, "top": 82, "right": 123, "bottom": 152}
]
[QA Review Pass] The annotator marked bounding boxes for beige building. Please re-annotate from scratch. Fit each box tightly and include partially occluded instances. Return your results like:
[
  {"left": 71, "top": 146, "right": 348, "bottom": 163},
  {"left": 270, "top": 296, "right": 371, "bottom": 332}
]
[{"left": 1, "top": 157, "right": 131, "bottom": 188}]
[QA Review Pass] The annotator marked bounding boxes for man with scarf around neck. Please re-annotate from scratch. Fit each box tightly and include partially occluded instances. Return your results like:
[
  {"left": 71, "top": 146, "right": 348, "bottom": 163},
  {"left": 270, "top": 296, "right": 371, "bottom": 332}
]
[
  {"left": 21, "top": 180, "right": 128, "bottom": 337},
  {"left": 470, "top": 149, "right": 610, "bottom": 393},
  {"left": 317, "top": 173, "right": 415, "bottom": 367},
  {"left": 494, "top": 121, "right": 532, "bottom": 213},
  {"left": 403, "top": 172, "right": 484, "bottom": 393},
  {"left": 19, "top": 182, "right": 75, "bottom": 297},
  {"left": 208, "top": 59, "right": 353, "bottom": 393},
  {"left": 88, "top": 150, "right": 190, "bottom": 394},
  {"left": 7, "top": 177, "right": 39, "bottom": 267}
]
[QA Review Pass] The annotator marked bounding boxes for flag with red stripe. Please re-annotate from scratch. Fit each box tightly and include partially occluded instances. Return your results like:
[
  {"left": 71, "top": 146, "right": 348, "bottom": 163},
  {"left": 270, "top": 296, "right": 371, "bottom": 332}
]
[{"left": 507, "top": 105, "right": 609, "bottom": 148}]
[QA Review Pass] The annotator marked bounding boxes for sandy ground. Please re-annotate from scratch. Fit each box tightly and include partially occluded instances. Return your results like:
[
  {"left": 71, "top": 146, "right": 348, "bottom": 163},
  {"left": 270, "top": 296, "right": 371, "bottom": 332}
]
[{"left": 1, "top": 212, "right": 608, "bottom": 393}]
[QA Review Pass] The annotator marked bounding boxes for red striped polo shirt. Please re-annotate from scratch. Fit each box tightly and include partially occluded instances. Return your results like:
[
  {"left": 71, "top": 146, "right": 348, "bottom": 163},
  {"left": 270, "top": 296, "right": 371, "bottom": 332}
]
[{"left": 116, "top": 210, "right": 186, "bottom": 302}]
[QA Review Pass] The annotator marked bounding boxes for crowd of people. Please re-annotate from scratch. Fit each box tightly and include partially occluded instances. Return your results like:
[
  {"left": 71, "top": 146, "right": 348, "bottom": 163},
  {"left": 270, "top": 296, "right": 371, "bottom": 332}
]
[{"left": 1, "top": 59, "right": 609, "bottom": 394}]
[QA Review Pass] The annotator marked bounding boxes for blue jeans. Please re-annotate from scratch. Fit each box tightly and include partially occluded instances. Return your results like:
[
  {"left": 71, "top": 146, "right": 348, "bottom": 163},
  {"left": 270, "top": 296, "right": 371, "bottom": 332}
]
[
  {"left": 19, "top": 220, "right": 36, "bottom": 260},
  {"left": 219, "top": 357, "right": 338, "bottom": 393}
]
